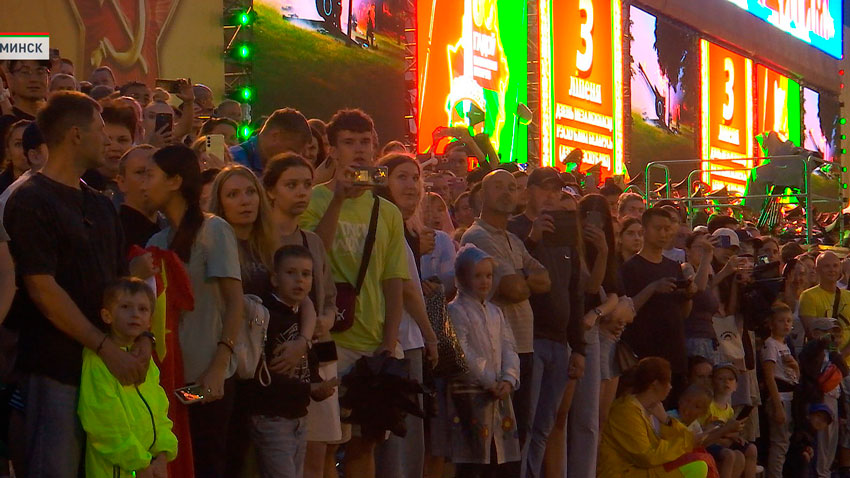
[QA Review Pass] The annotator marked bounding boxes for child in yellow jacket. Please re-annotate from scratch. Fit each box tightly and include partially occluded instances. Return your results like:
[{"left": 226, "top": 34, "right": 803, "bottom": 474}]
[{"left": 78, "top": 278, "right": 177, "bottom": 477}]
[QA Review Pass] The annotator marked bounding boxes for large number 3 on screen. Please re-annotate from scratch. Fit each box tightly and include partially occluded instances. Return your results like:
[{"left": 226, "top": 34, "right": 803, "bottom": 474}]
[
  {"left": 722, "top": 57, "right": 735, "bottom": 122},
  {"left": 576, "top": 0, "right": 594, "bottom": 74}
]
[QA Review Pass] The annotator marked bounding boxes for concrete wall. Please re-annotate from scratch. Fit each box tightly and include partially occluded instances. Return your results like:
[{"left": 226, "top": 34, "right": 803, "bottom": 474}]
[{"left": 634, "top": 0, "right": 842, "bottom": 94}]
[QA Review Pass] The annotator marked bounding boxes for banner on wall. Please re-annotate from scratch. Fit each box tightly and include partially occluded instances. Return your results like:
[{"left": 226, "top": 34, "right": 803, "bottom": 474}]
[
  {"left": 253, "top": 0, "right": 407, "bottom": 141},
  {"left": 628, "top": 6, "right": 699, "bottom": 181},
  {"left": 416, "top": 0, "right": 528, "bottom": 162},
  {"left": 755, "top": 64, "right": 801, "bottom": 150},
  {"left": 0, "top": 0, "right": 225, "bottom": 98},
  {"left": 540, "top": 0, "right": 623, "bottom": 177},
  {"left": 700, "top": 39, "right": 754, "bottom": 191}
]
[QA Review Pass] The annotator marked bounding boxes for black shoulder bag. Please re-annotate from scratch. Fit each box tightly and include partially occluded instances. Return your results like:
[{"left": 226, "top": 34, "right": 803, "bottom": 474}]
[{"left": 332, "top": 195, "right": 380, "bottom": 332}]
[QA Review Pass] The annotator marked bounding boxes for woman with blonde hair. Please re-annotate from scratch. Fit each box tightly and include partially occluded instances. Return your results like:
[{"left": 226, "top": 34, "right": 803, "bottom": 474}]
[{"left": 209, "top": 165, "right": 317, "bottom": 475}]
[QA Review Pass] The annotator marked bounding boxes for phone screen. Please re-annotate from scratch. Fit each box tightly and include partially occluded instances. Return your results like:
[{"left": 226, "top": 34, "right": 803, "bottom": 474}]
[
  {"left": 174, "top": 385, "right": 205, "bottom": 405},
  {"left": 736, "top": 405, "right": 754, "bottom": 421},
  {"left": 155, "top": 113, "right": 173, "bottom": 134},
  {"left": 585, "top": 210, "right": 604, "bottom": 229}
]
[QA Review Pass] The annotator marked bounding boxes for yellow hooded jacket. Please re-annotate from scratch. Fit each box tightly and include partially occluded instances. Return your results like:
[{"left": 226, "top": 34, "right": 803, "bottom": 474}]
[
  {"left": 78, "top": 348, "right": 178, "bottom": 477},
  {"left": 599, "top": 395, "right": 697, "bottom": 478}
]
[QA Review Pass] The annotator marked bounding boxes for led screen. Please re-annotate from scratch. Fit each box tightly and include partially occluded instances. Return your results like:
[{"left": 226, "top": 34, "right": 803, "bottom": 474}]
[
  {"left": 755, "top": 65, "right": 801, "bottom": 151},
  {"left": 540, "top": 0, "right": 624, "bottom": 177},
  {"left": 700, "top": 39, "right": 754, "bottom": 192},
  {"left": 803, "top": 86, "right": 841, "bottom": 161},
  {"left": 416, "top": 0, "right": 528, "bottom": 163},
  {"left": 254, "top": 0, "right": 407, "bottom": 141},
  {"left": 628, "top": 6, "right": 699, "bottom": 182},
  {"left": 725, "top": 0, "right": 842, "bottom": 59}
]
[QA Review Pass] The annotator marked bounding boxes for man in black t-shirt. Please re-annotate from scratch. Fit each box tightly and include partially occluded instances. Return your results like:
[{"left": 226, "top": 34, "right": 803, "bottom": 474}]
[
  {"left": 4, "top": 92, "right": 150, "bottom": 478},
  {"left": 620, "top": 208, "right": 695, "bottom": 393}
]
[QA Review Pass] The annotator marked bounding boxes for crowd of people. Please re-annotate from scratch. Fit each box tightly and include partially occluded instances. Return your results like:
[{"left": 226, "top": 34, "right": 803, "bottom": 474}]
[{"left": 1, "top": 54, "right": 850, "bottom": 478}]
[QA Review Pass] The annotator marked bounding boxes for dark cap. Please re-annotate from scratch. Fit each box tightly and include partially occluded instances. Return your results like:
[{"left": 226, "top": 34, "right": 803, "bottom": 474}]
[
  {"left": 527, "top": 167, "right": 565, "bottom": 188},
  {"left": 21, "top": 122, "right": 44, "bottom": 154}
]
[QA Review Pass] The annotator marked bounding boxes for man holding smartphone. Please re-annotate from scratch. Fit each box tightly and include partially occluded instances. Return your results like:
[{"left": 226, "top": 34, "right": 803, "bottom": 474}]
[
  {"left": 620, "top": 208, "right": 696, "bottom": 405},
  {"left": 300, "top": 109, "right": 408, "bottom": 478},
  {"left": 507, "top": 167, "right": 585, "bottom": 477}
]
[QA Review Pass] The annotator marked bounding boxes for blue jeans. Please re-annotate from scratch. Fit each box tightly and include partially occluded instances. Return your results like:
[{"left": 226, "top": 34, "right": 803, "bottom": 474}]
[
  {"left": 250, "top": 415, "right": 307, "bottom": 478},
  {"left": 514, "top": 353, "right": 535, "bottom": 457},
  {"left": 23, "top": 374, "right": 83, "bottom": 478},
  {"left": 567, "top": 328, "right": 601, "bottom": 478},
  {"left": 523, "top": 339, "right": 570, "bottom": 478}
]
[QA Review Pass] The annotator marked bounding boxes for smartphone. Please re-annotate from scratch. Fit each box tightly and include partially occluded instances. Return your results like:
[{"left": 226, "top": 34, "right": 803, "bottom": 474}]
[
  {"left": 206, "top": 134, "right": 225, "bottom": 161},
  {"left": 174, "top": 384, "right": 205, "bottom": 405},
  {"left": 674, "top": 278, "right": 691, "bottom": 290},
  {"left": 736, "top": 405, "right": 754, "bottom": 421},
  {"left": 718, "top": 235, "right": 732, "bottom": 248},
  {"left": 757, "top": 254, "right": 770, "bottom": 266},
  {"left": 155, "top": 78, "right": 183, "bottom": 93},
  {"left": 542, "top": 210, "right": 578, "bottom": 248},
  {"left": 585, "top": 210, "right": 604, "bottom": 229},
  {"left": 155, "top": 112, "right": 173, "bottom": 134},
  {"left": 352, "top": 166, "right": 388, "bottom": 187}
]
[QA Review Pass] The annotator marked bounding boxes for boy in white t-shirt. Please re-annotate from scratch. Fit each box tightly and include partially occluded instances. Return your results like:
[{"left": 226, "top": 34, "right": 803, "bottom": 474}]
[{"left": 762, "top": 302, "right": 800, "bottom": 478}]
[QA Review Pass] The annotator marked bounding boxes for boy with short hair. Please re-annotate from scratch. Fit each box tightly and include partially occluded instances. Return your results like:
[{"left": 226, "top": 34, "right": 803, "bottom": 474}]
[
  {"left": 77, "top": 277, "right": 177, "bottom": 478},
  {"left": 762, "top": 302, "right": 800, "bottom": 478},
  {"left": 244, "top": 245, "right": 335, "bottom": 478}
]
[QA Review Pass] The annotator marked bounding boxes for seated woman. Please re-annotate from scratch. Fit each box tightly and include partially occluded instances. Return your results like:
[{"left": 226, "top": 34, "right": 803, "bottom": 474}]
[{"left": 599, "top": 357, "right": 709, "bottom": 478}]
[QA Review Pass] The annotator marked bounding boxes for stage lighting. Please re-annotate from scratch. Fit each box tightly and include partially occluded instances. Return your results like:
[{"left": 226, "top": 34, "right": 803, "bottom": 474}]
[
  {"left": 229, "top": 42, "right": 253, "bottom": 61},
  {"left": 238, "top": 124, "right": 254, "bottom": 141},
  {"left": 231, "top": 85, "right": 255, "bottom": 102},
  {"left": 230, "top": 9, "right": 257, "bottom": 27}
]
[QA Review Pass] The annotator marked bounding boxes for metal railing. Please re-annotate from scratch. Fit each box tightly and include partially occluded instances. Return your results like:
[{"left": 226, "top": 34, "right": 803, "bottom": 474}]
[{"left": 642, "top": 156, "right": 842, "bottom": 244}]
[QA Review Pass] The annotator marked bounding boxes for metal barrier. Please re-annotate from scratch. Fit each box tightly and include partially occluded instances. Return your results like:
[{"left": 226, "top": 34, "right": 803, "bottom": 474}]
[{"left": 642, "top": 156, "right": 842, "bottom": 244}]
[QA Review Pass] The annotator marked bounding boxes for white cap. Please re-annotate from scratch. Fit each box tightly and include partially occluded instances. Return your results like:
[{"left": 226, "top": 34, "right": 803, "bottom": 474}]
[{"left": 712, "top": 227, "right": 740, "bottom": 248}]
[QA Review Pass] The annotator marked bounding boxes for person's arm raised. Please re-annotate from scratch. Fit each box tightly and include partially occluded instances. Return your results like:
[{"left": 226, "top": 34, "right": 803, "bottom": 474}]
[
  {"left": 171, "top": 79, "right": 195, "bottom": 143},
  {"left": 24, "top": 275, "right": 144, "bottom": 384}
]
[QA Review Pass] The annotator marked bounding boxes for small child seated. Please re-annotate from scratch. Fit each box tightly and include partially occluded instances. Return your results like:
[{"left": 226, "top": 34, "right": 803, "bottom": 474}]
[
  {"left": 78, "top": 277, "right": 177, "bottom": 478},
  {"left": 670, "top": 384, "right": 742, "bottom": 448},
  {"left": 701, "top": 363, "right": 756, "bottom": 478}
]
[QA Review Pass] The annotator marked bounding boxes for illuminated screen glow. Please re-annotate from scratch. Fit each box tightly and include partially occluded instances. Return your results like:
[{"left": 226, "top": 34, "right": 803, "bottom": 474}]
[
  {"left": 725, "top": 0, "right": 843, "bottom": 59},
  {"left": 628, "top": 6, "right": 699, "bottom": 182},
  {"left": 755, "top": 64, "right": 801, "bottom": 148},
  {"left": 803, "top": 86, "right": 841, "bottom": 161},
  {"left": 540, "top": 0, "right": 624, "bottom": 177},
  {"left": 700, "top": 39, "right": 754, "bottom": 192},
  {"left": 416, "top": 0, "right": 529, "bottom": 163}
]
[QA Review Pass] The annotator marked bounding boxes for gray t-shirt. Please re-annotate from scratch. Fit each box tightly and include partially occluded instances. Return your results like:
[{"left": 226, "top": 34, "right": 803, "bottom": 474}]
[{"left": 148, "top": 215, "right": 242, "bottom": 382}]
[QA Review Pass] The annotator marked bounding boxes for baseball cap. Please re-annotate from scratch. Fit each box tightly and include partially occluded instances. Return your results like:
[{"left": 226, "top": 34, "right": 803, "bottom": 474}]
[
  {"left": 527, "top": 167, "right": 565, "bottom": 188},
  {"left": 21, "top": 122, "right": 44, "bottom": 155},
  {"left": 713, "top": 362, "right": 739, "bottom": 379},
  {"left": 809, "top": 403, "right": 835, "bottom": 423},
  {"left": 811, "top": 317, "right": 841, "bottom": 333},
  {"left": 712, "top": 228, "right": 741, "bottom": 249}
]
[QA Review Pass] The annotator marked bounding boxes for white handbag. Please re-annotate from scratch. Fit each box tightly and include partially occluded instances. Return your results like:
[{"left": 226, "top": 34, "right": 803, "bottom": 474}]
[{"left": 235, "top": 294, "right": 271, "bottom": 385}]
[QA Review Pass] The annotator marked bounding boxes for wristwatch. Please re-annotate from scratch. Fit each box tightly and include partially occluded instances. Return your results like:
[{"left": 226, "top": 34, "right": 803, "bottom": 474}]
[{"left": 138, "top": 331, "right": 156, "bottom": 348}]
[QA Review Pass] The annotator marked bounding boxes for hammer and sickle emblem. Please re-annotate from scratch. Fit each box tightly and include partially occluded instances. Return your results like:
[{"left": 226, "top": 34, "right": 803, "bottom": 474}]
[{"left": 90, "top": 0, "right": 149, "bottom": 74}]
